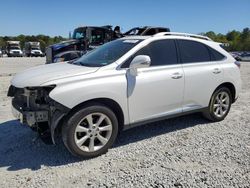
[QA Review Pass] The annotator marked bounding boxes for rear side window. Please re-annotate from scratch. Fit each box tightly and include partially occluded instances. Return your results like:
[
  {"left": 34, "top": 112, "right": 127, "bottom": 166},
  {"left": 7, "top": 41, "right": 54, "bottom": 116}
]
[
  {"left": 121, "top": 39, "right": 178, "bottom": 68},
  {"left": 178, "top": 40, "right": 210, "bottom": 63},
  {"left": 208, "top": 47, "right": 225, "bottom": 61}
]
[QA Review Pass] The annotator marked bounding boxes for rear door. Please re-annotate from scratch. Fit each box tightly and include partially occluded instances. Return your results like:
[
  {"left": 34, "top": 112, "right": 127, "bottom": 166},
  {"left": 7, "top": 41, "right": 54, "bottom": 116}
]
[
  {"left": 177, "top": 39, "right": 225, "bottom": 111},
  {"left": 126, "top": 39, "right": 184, "bottom": 123}
]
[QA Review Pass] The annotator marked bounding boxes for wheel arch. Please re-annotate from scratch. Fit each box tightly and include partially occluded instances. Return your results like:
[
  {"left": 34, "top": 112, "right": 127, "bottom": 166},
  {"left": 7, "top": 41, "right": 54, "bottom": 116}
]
[
  {"left": 56, "top": 98, "right": 125, "bottom": 135},
  {"left": 213, "top": 82, "right": 236, "bottom": 103}
]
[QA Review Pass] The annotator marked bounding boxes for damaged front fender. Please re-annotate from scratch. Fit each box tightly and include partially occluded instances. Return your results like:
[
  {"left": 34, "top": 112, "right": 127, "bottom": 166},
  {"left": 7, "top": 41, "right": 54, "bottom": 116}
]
[{"left": 9, "top": 85, "right": 70, "bottom": 144}]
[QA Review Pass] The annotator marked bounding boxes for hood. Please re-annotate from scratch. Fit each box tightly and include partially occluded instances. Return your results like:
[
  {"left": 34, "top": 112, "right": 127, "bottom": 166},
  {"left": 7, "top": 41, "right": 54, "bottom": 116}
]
[
  {"left": 31, "top": 50, "right": 42, "bottom": 53},
  {"left": 11, "top": 62, "right": 99, "bottom": 88},
  {"left": 10, "top": 49, "right": 22, "bottom": 53},
  {"left": 51, "top": 39, "right": 79, "bottom": 50}
]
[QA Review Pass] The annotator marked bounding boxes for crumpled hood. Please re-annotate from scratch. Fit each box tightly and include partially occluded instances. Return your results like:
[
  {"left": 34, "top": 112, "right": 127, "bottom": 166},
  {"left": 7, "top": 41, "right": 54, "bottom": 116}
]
[{"left": 11, "top": 62, "right": 99, "bottom": 88}]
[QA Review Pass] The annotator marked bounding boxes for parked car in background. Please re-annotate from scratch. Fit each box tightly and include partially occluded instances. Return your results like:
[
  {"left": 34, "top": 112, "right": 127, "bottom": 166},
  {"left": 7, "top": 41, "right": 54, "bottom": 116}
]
[
  {"left": 237, "top": 52, "right": 250, "bottom": 61},
  {"left": 229, "top": 52, "right": 240, "bottom": 61},
  {"left": 8, "top": 32, "right": 241, "bottom": 158}
]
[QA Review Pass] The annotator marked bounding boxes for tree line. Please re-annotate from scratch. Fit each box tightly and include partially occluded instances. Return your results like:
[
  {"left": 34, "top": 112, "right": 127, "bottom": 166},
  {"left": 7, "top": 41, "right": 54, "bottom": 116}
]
[
  {"left": 202, "top": 27, "right": 250, "bottom": 51},
  {"left": 0, "top": 35, "right": 66, "bottom": 52},
  {"left": 0, "top": 27, "right": 249, "bottom": 52}
]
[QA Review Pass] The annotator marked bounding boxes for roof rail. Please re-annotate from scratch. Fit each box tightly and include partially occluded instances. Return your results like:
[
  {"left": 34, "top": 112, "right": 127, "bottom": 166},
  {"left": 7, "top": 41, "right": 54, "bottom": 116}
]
[{"left": 154, "top": 32, "right": 213, "bottom": 41}]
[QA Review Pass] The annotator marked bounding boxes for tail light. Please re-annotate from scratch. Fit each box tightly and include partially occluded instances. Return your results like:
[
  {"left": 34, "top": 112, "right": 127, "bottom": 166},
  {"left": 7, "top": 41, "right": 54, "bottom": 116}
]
[{"left": 234, "top": 61, "right": 240, "bottom": 68}]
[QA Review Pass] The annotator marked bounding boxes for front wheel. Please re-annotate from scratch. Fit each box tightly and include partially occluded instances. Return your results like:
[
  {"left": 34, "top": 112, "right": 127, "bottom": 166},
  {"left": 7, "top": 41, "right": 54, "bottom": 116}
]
[
  {"left": 203, "top": 87, "right": 232, "bottom": 122},
  {"left": 62, "top": 103, "right": 119, "bottom": 158}
]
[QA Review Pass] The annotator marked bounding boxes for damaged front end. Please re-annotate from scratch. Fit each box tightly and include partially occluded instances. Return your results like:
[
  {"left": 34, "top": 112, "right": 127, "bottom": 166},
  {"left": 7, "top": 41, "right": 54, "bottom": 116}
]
[{"left": 7, "top": 85, "right": 69, "bottom": 144}]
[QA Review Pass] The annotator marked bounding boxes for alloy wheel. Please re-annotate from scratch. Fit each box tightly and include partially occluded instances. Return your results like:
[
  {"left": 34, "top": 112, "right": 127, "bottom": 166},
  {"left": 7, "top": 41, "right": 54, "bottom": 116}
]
[
  {"left": 74, "top": 113, "right": 113, "bottom": 152},
  {"left": 213, "top": 91, "right": 230, "bottom": 118}
]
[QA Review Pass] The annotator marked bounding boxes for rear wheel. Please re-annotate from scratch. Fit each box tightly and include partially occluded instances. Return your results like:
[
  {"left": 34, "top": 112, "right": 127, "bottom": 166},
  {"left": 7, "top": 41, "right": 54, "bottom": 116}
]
[
  {"left": 203, "top": 87, "right": 232, "bottom": 121},
  {"left": 62, "top": 103, "right": 118, "bottom": 158}
]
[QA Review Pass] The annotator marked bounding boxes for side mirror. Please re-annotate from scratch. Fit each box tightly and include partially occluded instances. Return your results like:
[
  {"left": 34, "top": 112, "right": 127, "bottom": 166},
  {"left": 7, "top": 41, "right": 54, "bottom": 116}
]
[{"left": 129, "top": 55, "right": 151, "bottom": 76}]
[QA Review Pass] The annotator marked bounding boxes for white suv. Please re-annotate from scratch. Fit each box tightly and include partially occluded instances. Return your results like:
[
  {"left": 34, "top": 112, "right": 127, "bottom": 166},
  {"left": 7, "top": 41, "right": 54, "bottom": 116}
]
[{"left": 8, "top": 32, "right": 241, "bottom": 158}]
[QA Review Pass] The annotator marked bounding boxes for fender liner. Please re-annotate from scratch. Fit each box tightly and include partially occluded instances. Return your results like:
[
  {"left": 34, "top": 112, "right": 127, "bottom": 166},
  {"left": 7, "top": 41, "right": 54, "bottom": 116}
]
[
  {"left": 49, "top": 100, "right": 70, "bottom": 144},
  {"left": 50, "top": 110, "right": 66, "bottom": 144}
]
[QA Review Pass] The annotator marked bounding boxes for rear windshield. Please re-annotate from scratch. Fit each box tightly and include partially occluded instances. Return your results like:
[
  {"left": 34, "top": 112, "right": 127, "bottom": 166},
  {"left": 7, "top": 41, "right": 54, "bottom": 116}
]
[{"left": 72, "top": 39, "right": 142, "bottom": 67}]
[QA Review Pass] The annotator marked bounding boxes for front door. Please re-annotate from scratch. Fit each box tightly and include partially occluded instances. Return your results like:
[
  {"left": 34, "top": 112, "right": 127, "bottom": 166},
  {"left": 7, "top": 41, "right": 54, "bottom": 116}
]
[{"left": 127, "top": 39, "right": 184, "bottom": 123}]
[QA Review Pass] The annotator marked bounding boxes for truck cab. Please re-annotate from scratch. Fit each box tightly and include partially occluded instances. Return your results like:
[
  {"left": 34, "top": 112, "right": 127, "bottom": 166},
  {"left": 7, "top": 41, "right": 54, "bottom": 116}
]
[
  {"left": 46, "top": 26, "right": 115, "bottom": 64},
  {"left": 24, "top": 42, "right": 44, "bottom": 57},
  {"left": 6, "top": 41, "right": 23, "bottom": 57},
  {"left": 124, "top": 26, "right": 170, "bottom": 36}
]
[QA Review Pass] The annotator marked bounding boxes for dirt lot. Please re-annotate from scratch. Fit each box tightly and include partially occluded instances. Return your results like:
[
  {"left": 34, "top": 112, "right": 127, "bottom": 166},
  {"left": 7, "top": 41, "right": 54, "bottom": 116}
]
[{"left": 0, "top": 57, "right": 249, "bottom": 187}]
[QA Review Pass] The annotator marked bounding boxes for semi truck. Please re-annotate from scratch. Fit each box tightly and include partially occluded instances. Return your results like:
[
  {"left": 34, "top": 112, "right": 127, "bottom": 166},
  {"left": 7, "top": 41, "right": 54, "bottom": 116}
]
[
  {"left": 46, "top": 25, "right": 116, "bottom": 64},
  {"left": 6, "top": 41, "right": 23, "bottom": 57},
  {"left": 24, "top": 42, "right": 44, "bottom": 57},
  {"left": 46, "top": 25, "right": 170, "bottom": 64}
]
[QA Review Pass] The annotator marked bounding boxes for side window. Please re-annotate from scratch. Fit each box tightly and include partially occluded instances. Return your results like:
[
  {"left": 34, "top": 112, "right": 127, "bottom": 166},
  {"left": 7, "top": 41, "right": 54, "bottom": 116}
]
[
  {"left": 70, "top": 52, "right": 80, "bottom": 60},
  {"left": 207, "top": 46, "right": 225, "bottom": 61},
  {"left": 148, "top": 40, "right": 178, "bottom": 66},
  {"left": 178, "top": 40, "right": 210, "bottom": 63},
  {"left": 144, "top": 29, "right": 157, "bottom": 36},
  {"left": 121, "top": 40, "right": 177, "bottom": 68},
  {"left": 62, "top": 53, "right": 71, "bottom": 61}
]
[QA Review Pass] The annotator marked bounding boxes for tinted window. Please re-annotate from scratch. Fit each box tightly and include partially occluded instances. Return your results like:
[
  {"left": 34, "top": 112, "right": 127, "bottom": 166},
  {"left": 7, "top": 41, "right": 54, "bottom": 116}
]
[
  {"left": 121, "top": 40, "right": 177, "bottom": 68},
  {"left": 148, "top": 40, "right": 178, "bottom": 66},
  {"left": 144, "top": 29, "right": 157, "bottom": 35},
  {"left": 71, "top": 52, "right": 80, "bottom": 59},
  {"left": 90, "top": 29, "right": 104, "bottom": 45},
  {"left": 62, "top": 53, "right": 71, "bottom": 61},
  {"left": 73, "top": 39, "right": 142, "bottom": 67},
  {"left": 158, "top": 28, "right": 169, "bottom": 32},
  {"left": 208, "top": 47, "right": 225, "bottom": 61},
  {"left": 178, "top": 40, "right": 210, "bottom": 63}
]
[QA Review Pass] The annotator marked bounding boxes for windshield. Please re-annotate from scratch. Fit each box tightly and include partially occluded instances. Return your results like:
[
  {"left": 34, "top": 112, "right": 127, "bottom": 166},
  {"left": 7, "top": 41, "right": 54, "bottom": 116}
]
[
  {"left": 72, "top": 39, "right": 142, "bottom": 67},
  {"left": 73, "top": 28, "right": 86, "bottom": 39},
  {"left": 31, "top": 47, "right": 40, "bottom": 50},
  {"left": 10, "top": 46, "right": 20, "bottom": 50}
]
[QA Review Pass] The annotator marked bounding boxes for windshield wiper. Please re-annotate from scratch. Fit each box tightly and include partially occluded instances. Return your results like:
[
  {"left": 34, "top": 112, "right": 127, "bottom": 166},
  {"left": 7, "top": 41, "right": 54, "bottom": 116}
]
[{"left": 75, "top": 62, "right": 101, "bottom": 67}]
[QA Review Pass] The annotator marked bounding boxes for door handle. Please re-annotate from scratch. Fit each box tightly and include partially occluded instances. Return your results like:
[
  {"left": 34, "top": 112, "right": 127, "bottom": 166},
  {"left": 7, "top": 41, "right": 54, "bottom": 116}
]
[
  {"left": 171, "top": 72, "right": 183, "bottom": 79},
  {"left": 213, "top": 68, "right": 221, "bottom": 74}
]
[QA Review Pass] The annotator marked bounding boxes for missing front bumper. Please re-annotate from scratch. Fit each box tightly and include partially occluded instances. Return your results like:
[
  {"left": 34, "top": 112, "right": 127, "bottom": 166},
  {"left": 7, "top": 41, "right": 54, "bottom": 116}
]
[{"left": 12, "top": 105, "right": 48, "bottom": 127}]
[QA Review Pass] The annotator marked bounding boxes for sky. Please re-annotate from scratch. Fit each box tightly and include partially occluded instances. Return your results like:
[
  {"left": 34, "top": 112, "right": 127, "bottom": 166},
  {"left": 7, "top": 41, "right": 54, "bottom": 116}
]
[{"left": 0, "top": 0, "right": 249, "bottom": 37}]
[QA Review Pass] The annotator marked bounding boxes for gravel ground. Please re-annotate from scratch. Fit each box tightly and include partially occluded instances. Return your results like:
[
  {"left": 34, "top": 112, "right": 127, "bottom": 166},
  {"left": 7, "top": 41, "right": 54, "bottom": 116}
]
[{"left": 0, "top": 57, "right": 249, "bottom": 188}]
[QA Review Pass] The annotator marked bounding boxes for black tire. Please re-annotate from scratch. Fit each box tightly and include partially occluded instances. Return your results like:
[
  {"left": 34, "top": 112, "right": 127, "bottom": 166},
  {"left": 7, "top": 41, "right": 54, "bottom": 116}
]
[
  {"left": 62, "top": 103, "right": 119, "bottom": 158},
  {"left": 202, "top": 87, "right": 232, "bottom": 122}
]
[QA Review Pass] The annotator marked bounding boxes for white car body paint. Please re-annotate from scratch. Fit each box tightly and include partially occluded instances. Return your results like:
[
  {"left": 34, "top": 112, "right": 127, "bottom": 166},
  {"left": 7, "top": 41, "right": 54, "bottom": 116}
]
[{"left": 10, "top": 34, "right": 241, "bottom": 127}]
